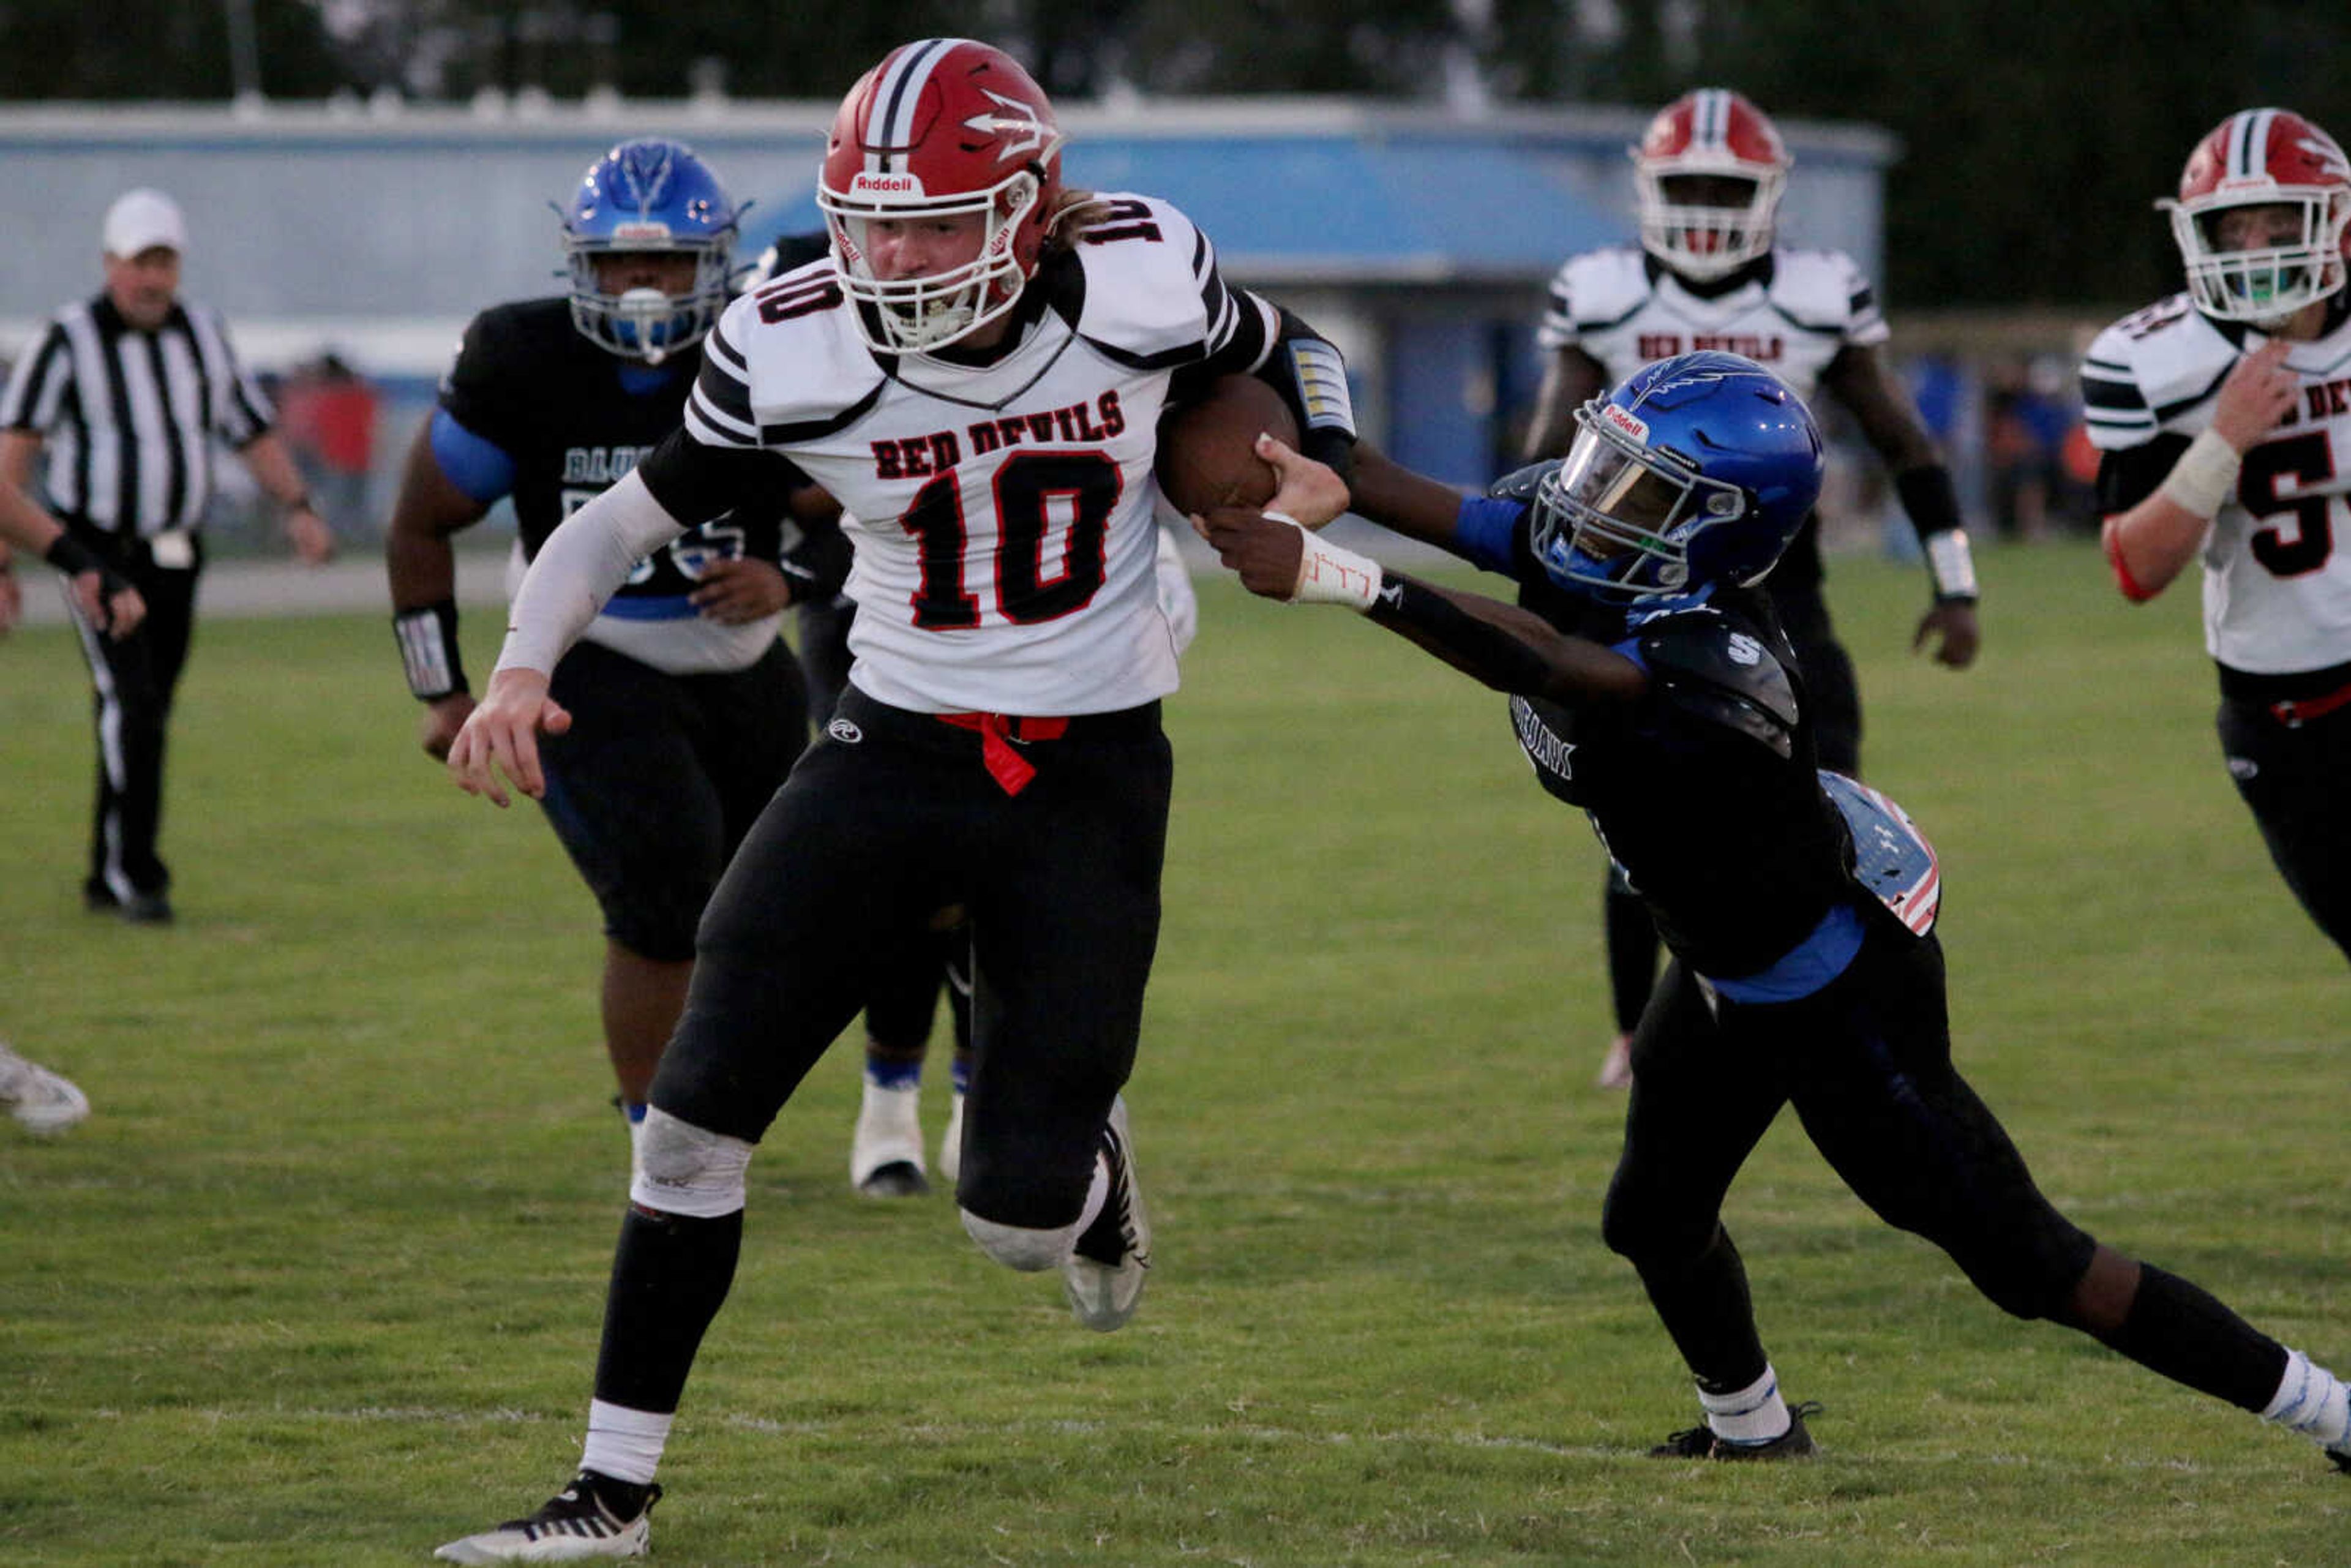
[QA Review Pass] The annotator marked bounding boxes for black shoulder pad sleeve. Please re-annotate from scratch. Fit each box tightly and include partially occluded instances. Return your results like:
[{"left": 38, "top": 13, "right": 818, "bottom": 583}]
[
  {"left": 1487, "top": 460, "right": 1555, "bottom": 505},
  {"left": 1637, "top": 618, "right": 1800, "bottom": 759}
]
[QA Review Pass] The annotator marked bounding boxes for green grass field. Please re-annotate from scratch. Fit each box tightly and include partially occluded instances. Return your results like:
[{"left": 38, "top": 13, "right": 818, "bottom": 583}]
[{"left": 3, "top": 538, "right": 2348, "bottom": 1566}]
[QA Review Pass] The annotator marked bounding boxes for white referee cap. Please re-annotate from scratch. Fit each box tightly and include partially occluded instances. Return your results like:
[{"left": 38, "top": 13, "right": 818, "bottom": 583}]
[{"left": 102, "top": 189, "right": 187, "bottom": 258}]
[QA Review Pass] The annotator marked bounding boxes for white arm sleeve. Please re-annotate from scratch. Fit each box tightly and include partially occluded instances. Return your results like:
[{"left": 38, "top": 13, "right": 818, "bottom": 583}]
[{"left": 494, "top": 468, "right": 686, "bottom": 675}]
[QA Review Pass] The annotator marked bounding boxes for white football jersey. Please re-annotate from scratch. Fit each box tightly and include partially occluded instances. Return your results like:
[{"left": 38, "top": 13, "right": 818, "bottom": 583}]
[
  {"left": 687, "top": 193, "right": 1274, "bottom": 716},
  {"left": 1535, "top": 245, "right": 1888, "bottom": 398},
  {"left": 2081, "top": 296, "right": 2351, "bottom": 674}
]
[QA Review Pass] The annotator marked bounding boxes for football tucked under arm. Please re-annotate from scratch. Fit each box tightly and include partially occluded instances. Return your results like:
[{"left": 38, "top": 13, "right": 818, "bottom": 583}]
[{"left": 1154, "top": 375, "right": 1301, "bottom": 518}]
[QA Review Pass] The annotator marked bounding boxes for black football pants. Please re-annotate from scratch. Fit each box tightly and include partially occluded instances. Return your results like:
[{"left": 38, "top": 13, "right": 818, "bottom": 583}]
[{"left": 650, "top": 683, "right": 1171, "bottom": 1230}]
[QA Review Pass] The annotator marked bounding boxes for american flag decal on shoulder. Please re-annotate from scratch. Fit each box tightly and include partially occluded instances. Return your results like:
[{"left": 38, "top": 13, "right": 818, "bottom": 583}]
[{"left": 1819, "top": 770, "right": 1941, "bottom": 936}]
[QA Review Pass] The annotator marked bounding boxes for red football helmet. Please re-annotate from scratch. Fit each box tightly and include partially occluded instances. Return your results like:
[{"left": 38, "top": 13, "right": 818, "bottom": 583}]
[
  {"left": 817, "top": 38, "right": 1067, "bottom": 353},
  {"left": 1630, "top": 89, "right": 1791, "bottom": 282},
  {"left": 2163, "top": 107, "right": 2351, "bottom": 323}
]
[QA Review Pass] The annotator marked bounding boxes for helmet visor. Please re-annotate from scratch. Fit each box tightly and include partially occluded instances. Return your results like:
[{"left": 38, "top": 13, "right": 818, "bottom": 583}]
[{"left": 1532, "top": 402, "right": 1749, "bottom": 598}]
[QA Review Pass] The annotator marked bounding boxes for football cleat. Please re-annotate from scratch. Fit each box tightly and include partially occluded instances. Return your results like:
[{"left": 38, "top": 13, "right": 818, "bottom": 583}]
[
  {"left": 1062, "top": 1094, "right": 1151, "bottom": 1332},
  {"left": 2329, "top": 1444, "right": 2351, "bottom": 1475},
  {"left": 1649, "top": 1400, "right": 1821, "bottom": 1460},
  {"left": 433, "top": 1471, "right": 660, "bottom": 1563},
  {"left": 0, "top": 1042, "right": 91, "bottom": 1134},
  {"left": 937, "top": 1089, "right": 966, "bottom": 1187},
  {"left": 850, "top": 1080, "right": 928, "bottom": 1198}
]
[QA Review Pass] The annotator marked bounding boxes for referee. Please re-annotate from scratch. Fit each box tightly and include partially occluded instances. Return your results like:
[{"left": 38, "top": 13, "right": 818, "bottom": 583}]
[{"left": 0, "top": 188, "right": 334, "bottom": 925}]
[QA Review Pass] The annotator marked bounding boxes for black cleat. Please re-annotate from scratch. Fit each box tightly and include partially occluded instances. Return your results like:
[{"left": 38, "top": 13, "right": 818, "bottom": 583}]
[
  {"left": 2328, "top": 1446, "right": 2351, "bottom": 1476},
  {"left": 1649, "top": 1400, "right": 1822, "bottom": 1460}
]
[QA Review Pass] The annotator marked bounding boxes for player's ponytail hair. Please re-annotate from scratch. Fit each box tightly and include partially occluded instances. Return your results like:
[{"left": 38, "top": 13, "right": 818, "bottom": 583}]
[{"left": 1042, "top": 187, "right": 1113, "bottom": 255}]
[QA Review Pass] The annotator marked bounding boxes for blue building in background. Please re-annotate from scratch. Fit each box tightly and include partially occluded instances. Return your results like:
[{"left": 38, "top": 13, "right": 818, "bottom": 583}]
[{"left": 0, "top": 97, "right": 1892, "bottom": 495}]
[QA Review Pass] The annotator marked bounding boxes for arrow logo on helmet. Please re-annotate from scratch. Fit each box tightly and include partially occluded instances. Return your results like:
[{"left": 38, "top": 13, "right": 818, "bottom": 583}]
[{"left": 962, "top": 89, "right": 1052, "bottom": 162}]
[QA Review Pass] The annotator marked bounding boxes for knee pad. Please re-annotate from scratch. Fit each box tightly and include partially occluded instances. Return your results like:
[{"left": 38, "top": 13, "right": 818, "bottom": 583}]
[
  {"left": 961, "top": 1209, "right": 1082, "bottom": 1273},
  {"left": 630, "top": 1106, "right": 754, "bottom": 1218}
]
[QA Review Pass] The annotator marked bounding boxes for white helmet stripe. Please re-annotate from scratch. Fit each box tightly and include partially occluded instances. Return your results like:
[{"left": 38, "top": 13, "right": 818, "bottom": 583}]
[
  {"left": 867, "top": 37, "right": 960, "bottom": 174},
  {"left": 2232, "top": 108, "right": 2276, "bottom": 182},
  {"left": 1695, "top": 89, "right": 1728, "bottom": 151}
]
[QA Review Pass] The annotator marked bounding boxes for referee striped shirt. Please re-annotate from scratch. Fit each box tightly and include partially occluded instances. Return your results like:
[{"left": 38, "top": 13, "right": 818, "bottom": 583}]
[{"left": 0, "top": 293, "right": 273, "bottom": 537}]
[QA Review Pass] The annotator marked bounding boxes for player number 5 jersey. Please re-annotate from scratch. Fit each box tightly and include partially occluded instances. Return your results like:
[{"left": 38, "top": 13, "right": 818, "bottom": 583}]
[{"left": 2080, "top": 296, "right": 2351, "bottom": 674}]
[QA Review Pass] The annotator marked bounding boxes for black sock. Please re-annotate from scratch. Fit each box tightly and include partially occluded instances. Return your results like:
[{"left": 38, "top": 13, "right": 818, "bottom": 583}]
[
  {"left": 2094, "top": 1263, "right": 2288, "bottom": 1412},
  {"left": 592, "top": 1205, "right": 744, "bottom": 1414}
]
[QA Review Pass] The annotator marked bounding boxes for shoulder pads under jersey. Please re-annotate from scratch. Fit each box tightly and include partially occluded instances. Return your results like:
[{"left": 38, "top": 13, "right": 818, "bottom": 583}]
[
  {"left": 1487, "top": 459, "right": 1558, "bottom": 505},
  {"left": 1637, "top": 615, "right": 1799, "bottom": 760}
]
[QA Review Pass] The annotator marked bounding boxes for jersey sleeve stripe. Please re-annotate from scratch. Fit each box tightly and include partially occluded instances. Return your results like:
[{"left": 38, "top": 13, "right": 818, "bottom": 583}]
[
  {"left": 2079, "top": 375, "right": 2148, "bottom": 411},
  {"left": 2151, "top": 362, "right": 2234, "bottom": 424},
  {"left": 756, "top": 381, "right": 889, "bottom": 446},
  {"left": 684, "top": 383, "right": 761, "bottom": 449},
  {"left": 703, "top": 313, "right": 751, "bottom": 379}
]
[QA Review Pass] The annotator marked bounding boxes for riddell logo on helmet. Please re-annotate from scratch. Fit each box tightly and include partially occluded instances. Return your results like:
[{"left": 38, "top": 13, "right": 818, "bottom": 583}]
[
  {"left": 1603, "top": 404, "right": 1652, "bottom": 443},
  {"left": 850, "top": 173, "right": 928, "bottom": 197},
  {"left": 612, "top": 222, "right": 673, "bottom": 241}
]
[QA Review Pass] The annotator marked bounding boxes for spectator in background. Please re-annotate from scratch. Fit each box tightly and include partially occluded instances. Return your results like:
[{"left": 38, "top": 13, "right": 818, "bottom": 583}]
[
  {"left": 0, "top": 187, "right": 332, "bottom": 926},
  {"left": 279, "top": 351, "right": 380, "bottom": 532}
]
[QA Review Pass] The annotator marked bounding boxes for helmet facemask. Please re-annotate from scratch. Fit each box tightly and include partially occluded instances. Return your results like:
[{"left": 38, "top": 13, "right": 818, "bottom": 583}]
[
  {"left": 563, "top": 233, "right": 734, "bottom": 364},
  {"left": 1531, "top": 399, "right": 1755, "bottom": 601},
  {"left": 822, "top": 169, "right": 1046, "bottom": 354},
  {"left": 2166, "top": 191, "right": 2351, "bottom": 323},
  {"left": 1635, "top": 165, "right": 1784, "bottom": 281}
]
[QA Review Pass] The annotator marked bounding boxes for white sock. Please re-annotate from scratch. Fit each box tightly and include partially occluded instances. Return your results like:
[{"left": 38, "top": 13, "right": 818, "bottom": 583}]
[
  {"left": 1699, "top": 1365, "right": 1791, "bottom": 1446},
  {"left": 580, "top": 1399, "right": 673, "bottom": 1485},
  {"left": 2263, "top": 1348, "right": 2351, "bottom": 1449}
]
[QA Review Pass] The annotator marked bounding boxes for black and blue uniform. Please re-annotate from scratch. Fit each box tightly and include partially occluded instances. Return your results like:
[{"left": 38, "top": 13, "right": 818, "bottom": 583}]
[
  {"left": 1469, "top": 492, "right": 2106, "bottom": 1390},
  {"left": 435, "top": 299, "right": 838, "bottom": 961}
]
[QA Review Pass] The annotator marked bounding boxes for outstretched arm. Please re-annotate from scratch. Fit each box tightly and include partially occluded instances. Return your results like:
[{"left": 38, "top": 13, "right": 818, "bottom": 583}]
[{"left": 1194, "top": 506, "right": 1644, "bottom": 707}]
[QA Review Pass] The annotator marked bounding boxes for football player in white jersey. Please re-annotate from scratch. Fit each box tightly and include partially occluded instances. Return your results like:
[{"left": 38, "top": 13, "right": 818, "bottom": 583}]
[
  {"left": 1521, "top": 88, "right": 1981, "bottom": 1090},
  {"left": 433, "top": 39, "right": 1354, "bottom": 1562},
  {"left": 2085, "top": 107, "right": 2351, "bottom": 965}
]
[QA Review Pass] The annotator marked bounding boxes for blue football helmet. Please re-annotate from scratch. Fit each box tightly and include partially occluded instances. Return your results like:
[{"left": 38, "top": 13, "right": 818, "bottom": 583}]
[
  {"left": 1529, "top": 350, "right": 1823, "bottom": 601},
  {"left": 560, "top": 138, "right": 741, "bottom": 364}
]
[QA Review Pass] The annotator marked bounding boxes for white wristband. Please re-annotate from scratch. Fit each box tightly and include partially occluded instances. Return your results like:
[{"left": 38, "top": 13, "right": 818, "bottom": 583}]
[
  {"left": 2158, "top": 426, "right": 2244, "bottom": 520},
  {"left": 1274, "top": 512, "right": 1382, "bottom": 609},
  {"left": 1923, "top": 529, "right": 1978, "bottom": 601}
]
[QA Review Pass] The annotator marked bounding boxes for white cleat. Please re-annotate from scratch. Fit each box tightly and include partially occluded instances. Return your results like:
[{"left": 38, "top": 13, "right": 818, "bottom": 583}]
[
  {"left": 0, "top": 1042, "right": 90, "bottom": 1134},
  {"left": 937, "top": 1089, "right": 966, "bottom": 1187},
  {"left": 850, "top": 1079, "right": 928, "bottom": 1196},
  {"left": 1062, "top": 1094, "right": 1150, "bottom": 1332},
  {"left": 434, "top": 1472, "right": 659, "bottom": 1562}
]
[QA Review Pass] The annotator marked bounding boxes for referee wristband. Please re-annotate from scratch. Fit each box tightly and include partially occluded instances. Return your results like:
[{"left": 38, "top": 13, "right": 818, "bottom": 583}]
[
  {"left": 1272, "top": 512, "right": 1383, "bottom": 609},
  {"left": 2158, "top": 426, "right": 2244, "bottom": 520},
  {"left": 42, "top": 531, "right": 102, "bottom": 579},
  {"left": 394, "top": 599, "right": 468, "bottom": 700}
]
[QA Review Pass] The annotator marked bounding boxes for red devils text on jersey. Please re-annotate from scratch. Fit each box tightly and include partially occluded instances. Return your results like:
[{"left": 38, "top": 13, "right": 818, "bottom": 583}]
[
  {"left": 684, "top": 192, "right": 1277, "bottom": 715},
  {"left": 1536, "top": 246, "right": 1887, "bottom": 400}
]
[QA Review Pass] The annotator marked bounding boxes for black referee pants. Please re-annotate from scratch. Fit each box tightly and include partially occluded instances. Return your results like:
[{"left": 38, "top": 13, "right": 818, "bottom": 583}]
[{"left": 66, "top": 531, "right": 198, "bottom": 903}]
